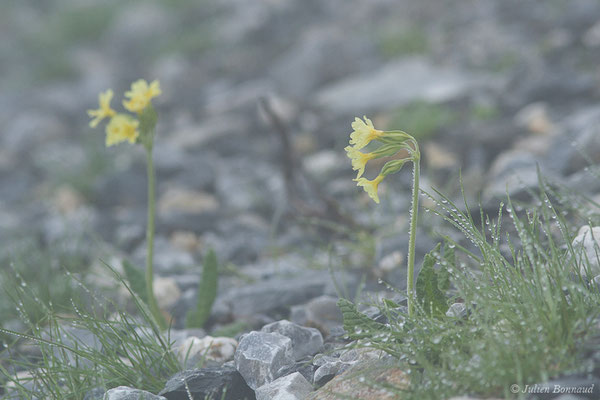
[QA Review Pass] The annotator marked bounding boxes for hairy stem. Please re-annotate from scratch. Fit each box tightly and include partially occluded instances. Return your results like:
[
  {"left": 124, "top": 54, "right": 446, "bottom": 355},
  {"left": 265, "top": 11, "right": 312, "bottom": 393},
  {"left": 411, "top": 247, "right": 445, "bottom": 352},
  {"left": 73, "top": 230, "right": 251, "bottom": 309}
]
[
  {"left": 145, "top": 146, "right": 166, "bottom": 330},
  {"left": 407, "top": 156, "right": 420, "bottom": 317}
]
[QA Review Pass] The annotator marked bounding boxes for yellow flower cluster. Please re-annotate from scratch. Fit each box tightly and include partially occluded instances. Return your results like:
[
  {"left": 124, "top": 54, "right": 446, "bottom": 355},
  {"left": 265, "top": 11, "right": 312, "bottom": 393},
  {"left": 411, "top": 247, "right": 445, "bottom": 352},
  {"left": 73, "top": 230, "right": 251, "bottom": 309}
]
[
  {"left": 87, "top": 79, "right": 161, "bottom": 147},
  {"left": 345, "top": 116, "right": 418, "bottom": 204}
]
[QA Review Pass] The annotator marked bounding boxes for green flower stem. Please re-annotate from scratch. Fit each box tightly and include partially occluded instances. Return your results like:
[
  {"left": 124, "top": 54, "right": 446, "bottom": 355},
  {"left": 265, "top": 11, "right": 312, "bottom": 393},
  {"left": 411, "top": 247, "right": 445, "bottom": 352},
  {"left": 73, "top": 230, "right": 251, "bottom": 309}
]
[
  {"left": 407, "top": 154, "right": 420, "bottom": 318},
  {"left": 145, "top": 145, "right": 166, "bottom": 330}
]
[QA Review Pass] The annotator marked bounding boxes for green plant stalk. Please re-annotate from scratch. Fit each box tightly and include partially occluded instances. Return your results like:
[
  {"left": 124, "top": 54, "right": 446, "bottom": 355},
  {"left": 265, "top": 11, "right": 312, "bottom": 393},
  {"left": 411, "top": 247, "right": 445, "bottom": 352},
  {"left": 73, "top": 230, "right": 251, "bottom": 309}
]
[
  {"left": 407, "top": 156, "right": 420, "bottom": 317},
  {"left": 145, "top": 146, "right": 166, "bottom": 330}
]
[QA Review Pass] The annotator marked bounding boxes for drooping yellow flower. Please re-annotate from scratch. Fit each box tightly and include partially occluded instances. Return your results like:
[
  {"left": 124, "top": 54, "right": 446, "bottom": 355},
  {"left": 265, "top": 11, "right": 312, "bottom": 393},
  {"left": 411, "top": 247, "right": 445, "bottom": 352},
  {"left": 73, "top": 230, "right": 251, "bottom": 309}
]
[
  {"left": 354, "top": 174, "right": 385, "bottom": 204},
  {"left": 87, "top": 89, "right": 116, "bottom": 128},
  {"left": 345, "top": 146, "right": 375, "bottom": 178},
  {"left": 105, "top": 114, "right": 140, "bottom": 147},
  {"left": 123, "top": 79, "right": 161, "bottom": 113},
  {"left": 349, "top": 116, "right": 384, "bottom": 150}
]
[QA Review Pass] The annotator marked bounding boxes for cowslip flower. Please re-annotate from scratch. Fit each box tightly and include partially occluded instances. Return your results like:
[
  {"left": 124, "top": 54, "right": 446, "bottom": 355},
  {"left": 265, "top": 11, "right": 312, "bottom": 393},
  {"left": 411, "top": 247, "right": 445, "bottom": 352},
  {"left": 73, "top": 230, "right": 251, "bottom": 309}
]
[
  {"left": 87, "top": 89, "right": 116, "bottom": 128},
  {"left": 105, "top": 114, "right": 139, "bottom": 147},
  {"left": 349, "top": 116, "right": 384, "bottom": 149},
  {"left": 354, "top": 175, "right": 384, "bottom": 204},
  {"left": 345, "top": 146, "right": 375, "bottom": 178},
  {"left": 123, "top": 79, "right": 161, "bottom": 113}
]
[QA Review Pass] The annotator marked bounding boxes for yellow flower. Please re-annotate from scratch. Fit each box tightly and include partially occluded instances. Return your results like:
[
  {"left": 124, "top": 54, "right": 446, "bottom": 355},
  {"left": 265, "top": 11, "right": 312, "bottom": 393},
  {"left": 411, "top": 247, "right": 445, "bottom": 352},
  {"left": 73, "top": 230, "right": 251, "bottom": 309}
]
[
  {"left": 354, "top": 174, "right": 385, "bottom": 204},
  {"left": 87, "top": 89, "right": 116, "bottom": 128},
  {"left": 105, "top": 114, "right": 139, "bottom": 147},
  {"left": 349, "top": 116, "right": 384, "bottom": 149},
  {"left": 345, "top": 146, "right": 375, "bottom": 178},
  {"left": 123, "top": 79, "right": 161, "bottom": 113}
]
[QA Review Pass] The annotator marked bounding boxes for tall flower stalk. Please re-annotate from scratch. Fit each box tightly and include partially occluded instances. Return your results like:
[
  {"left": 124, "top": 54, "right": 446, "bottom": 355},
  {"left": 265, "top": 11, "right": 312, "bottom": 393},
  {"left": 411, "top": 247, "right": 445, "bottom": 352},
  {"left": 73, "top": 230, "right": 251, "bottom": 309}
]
[
  {"left": 87, "top": 79, "right": 166, "bottom": 329},
  {"left": 345, "top": 116, "right": 421, "bottom": 317}
]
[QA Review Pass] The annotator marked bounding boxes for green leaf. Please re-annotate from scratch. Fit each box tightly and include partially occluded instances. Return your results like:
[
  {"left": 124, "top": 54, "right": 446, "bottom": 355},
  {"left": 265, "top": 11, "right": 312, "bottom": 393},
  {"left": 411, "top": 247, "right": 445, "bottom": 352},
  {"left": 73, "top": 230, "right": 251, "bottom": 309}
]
[
  {"left": 122, "top": 260, "right": 147, "bottom": 303},
  {"left": 438, "top": 240, "right": 455, "bottom": 293},
  {"left": 186, "top": 249, "right": 219, "bottom": 328},
  {"left": 338, "top": 298, "right": 389, "bottom": 340},
  {"left": 416, "top": 243, "right": 449, "bottom": 317}
]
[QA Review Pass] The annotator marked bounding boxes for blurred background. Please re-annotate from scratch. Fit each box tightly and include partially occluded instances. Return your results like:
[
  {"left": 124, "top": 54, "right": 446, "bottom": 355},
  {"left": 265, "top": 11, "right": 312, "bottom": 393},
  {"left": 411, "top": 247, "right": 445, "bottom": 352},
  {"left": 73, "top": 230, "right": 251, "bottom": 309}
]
[{"left": 2, "top": 0, "right": 600, "bottom": 329}]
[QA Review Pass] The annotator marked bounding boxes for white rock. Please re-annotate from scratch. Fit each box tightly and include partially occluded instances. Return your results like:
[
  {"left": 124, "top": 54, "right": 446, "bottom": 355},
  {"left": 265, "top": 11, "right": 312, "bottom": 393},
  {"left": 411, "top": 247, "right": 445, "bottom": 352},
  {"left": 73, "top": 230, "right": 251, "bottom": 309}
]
[
  {"left": 104, "top": 386, "right": 166, "bottom": 400},
  {"left": 255, "top": 372, "right": 313, "bottom": 400},
  {"left": 176, "top": 335, "right": 237, "bottom": 367},
  {"left": 153, "top": 276, "right": 182, "bottom": 310},
  {"left": 572, "top": 226, "right": 600, "bottom": 276}
]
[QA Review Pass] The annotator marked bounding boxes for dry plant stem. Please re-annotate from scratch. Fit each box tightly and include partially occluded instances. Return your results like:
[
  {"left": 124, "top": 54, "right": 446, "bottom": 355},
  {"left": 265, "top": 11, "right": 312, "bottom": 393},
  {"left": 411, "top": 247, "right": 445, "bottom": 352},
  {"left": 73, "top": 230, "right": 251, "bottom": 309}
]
[
  {"left": 407, "top": 157, "right": 420, "bottom": 317},
  {"left": 145, "top": 145, "right": 166, "bottom": 330}
]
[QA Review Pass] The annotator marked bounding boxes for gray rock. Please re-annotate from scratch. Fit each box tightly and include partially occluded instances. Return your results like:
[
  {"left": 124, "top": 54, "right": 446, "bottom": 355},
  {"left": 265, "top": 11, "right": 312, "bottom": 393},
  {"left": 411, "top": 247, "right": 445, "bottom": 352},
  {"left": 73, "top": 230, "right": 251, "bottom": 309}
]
[
  {"left": 446, "top": 303, "right": 468, "bottom": 318},
  {"left": 221, "top": 277, "right": 328, "bottom": 318},
  {"left": 103, "top": 386, "right": 166, "bottom": 400},
  {"left": 290, "top": 296, "right": 343, "bottom": 337},
  {"left": 313, "top": 360, "right": 354, "bottom": 386},
  {"left": 483, "top": 149, "right": 545, "bottom": 202},
  {"left": 159, "top": 367, "right": 255, "bottom": 400},
  {"left": 261, "top": 320, "right": 323, "bottom": 361},
  {"left": 255, "top": 372, "right": 314, "bottom": 400},
  {"left": 314, "top": 57, "right": 500, "bottom": 114},
  {"left": 547, "top": 105, "right": 600, "bottom": 175},
  {"left": 234, "top": 331, "right": 295, "bottom": 390}
]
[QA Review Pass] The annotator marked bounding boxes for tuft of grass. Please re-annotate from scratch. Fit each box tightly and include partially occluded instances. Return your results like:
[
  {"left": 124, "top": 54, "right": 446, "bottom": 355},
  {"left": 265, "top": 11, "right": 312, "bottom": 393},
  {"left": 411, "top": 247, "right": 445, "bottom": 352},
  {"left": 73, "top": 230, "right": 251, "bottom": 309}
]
[
  {"left": 0, "top": 263, "right": 182, "bottom": 399},
  {"left": 339, "top": 177, "right": 600, "bottom": 399},
  {"left": 0, "top": 235, "right": 92, "bottom": 327},
  {"left": 384, "top": 101, "right": 457, "bottom": 142}
]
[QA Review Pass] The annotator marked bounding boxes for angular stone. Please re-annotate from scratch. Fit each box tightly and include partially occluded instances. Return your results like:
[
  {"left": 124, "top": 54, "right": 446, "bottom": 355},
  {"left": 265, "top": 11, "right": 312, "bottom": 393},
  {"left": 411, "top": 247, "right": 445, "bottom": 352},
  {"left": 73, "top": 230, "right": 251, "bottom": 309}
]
[
  {"left": 261, "top": 320, "right": 323, "bottom": 360},
  {"left": 159, "top": 367, "right": 254, "bottom": 400},
  {"left": 234, "top": 331, "right": 295, "bottom": 390},
  {"left": 313, "top": 360, "right": 353, "bottom": 386},
  {"left": 104, "top": 386, "right": 166, "bottom": 400},
  {"left": 255, "top": 372, "right": 314, "bottom": 400}
]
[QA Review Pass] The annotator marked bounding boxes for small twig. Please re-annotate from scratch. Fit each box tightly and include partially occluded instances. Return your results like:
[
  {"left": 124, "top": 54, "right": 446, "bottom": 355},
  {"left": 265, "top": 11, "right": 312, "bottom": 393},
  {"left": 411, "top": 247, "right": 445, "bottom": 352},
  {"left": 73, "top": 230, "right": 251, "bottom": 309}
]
[{"left": 258, "top": 96, "right": 362, "bottom": 231}]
